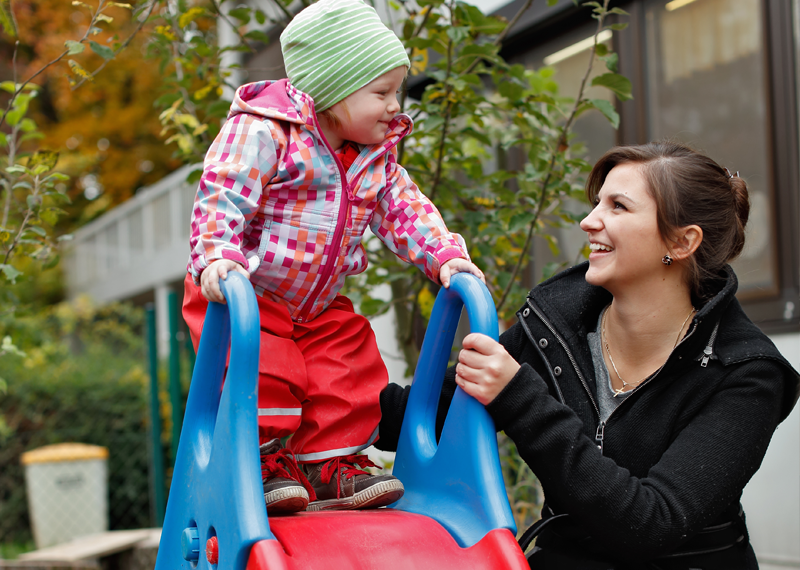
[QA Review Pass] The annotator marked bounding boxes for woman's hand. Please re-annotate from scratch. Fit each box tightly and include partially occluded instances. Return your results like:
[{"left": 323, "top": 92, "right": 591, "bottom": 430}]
[
  {"left": 455, "top": 333, "right": 521, "bottom": 405},
  {"left": 440, "top": 258, "right": 485, "bottom": 288},
  {"left": 200, "top": 259, "right": 250, "bottom": 303}
]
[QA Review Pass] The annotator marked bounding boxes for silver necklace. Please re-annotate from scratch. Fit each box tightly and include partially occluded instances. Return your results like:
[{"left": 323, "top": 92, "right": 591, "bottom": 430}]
[{"left": 602, "top": 306, "right": 695, "bottom": 397}]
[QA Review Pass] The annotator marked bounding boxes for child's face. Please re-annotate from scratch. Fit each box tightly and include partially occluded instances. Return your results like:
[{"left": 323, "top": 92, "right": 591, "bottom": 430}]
[{"left": 327, "top": 66, "right": 406, "bottom": 147}]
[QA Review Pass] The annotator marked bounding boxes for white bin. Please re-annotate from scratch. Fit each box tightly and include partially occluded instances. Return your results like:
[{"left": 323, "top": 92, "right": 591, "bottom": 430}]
[{"left": 21, "top": 443, "right": 109, "bottom": 548}]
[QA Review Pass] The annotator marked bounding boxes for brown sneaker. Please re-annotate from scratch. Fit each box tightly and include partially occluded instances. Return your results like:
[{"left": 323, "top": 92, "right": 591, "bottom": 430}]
[
  {"left": 302, "top": 454, "right": 404, "bottom": 511},
  {"left": 260, "top": 439, "right": 316, "bottom": 514}
]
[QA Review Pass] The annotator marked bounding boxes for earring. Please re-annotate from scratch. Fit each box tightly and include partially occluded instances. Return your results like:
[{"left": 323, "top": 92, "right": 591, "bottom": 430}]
[{"left": 662, "top": 254, "right": 673, "bottom": 266}]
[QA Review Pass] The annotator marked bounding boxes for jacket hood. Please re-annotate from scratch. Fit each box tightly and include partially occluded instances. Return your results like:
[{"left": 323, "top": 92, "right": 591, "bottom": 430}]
[
  {"left": 229, "top": 79, "right": 413, "bottom": 144},
  {"left": 525, "top": 261, "right": 800, "bottom": 420}
]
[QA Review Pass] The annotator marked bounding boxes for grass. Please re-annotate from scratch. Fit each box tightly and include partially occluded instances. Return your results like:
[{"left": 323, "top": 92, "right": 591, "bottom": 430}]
[{"left": 0, "top": 541, "right": 36, "bottom": 560}]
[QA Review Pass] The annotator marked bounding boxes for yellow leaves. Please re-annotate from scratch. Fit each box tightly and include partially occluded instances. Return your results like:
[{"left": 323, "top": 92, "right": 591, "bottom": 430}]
[
  {"left": 410, "top": 48, "right": 428, "bottom": 76},
  {"left": 155, "top": 25, "right": 176, "bottom": 41},
  {"left": 193, "top": 83, "right": 215, "bottom": 101},
  {"left": 67, "top": 60, "right": 93, "bottom": 86},
  {"left": 165, "top": 133, "right": 194, "bottom": 155},
  {"left": 174, "top": 113, "right": 199, "bottom": 129},
  {"left": 473, "top": 196, "right": 496, "bottom": 207},
  {"left": 179, "top": 7, "right": 207, "bottom": 29},
  {"left": 417, "top": 285, "right": 436, "bottom": 321},
  {"left": 158, "top": 97, "right": 182, "bottom": 124}
]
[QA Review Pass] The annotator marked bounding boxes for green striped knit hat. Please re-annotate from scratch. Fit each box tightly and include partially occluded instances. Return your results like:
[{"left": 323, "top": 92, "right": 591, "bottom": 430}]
[{"left": 280, "top": 0, "right": 410, "bottom": 112}]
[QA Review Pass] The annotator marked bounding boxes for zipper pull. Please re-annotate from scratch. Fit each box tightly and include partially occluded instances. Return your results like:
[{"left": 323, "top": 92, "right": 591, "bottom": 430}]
[
  {"left": 700, "top": 347, "right": 712, "bottom": 367},
  {"left": 595, "top": 421, "right": 605, "bottom": 454}
]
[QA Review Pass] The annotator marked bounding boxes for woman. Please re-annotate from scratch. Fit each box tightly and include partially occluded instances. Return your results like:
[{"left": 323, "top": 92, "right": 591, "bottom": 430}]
[{"left": 377, "top": 142, "right": 799, "bottom": 569}]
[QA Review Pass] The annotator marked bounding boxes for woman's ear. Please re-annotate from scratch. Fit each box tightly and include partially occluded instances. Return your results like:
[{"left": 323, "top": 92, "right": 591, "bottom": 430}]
[{"left": 670, "top": 225, "right": 703, "bottom": 261}]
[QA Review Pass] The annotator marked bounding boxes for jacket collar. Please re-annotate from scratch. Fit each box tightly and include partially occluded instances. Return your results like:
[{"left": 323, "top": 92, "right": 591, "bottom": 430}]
[{"left": 524, "top": 261, "right": 799, "bottom": 419}]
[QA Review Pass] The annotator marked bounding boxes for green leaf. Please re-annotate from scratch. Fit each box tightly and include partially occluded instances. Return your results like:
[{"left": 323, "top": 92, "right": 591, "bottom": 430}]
[
  {"left": 20, "top": 132, "right": 45, "bottom": 143},
  {"left": 446, "top": 26, "right": 469, "bottom": 44},
  {"left": 588, "top": 98, "right": 619, "bottom": 129},
  {"left": 228, "top": 7, "right": 251, "bottom": 24},
  {"left": 0, "top": 81, "right": 15, "bottom": 93},
  {"left": 108, "top": 1, "right": 133, "bottom": 8},
  {"left": 186, "top": 168, "right": 203, "bottom": 185},
  {"left": 206, "top": 99, "right": 232, "bottom": 118},
  {"left": 42, "top": 252, "right": 60, "bottom": 269},
  {"left": 95, "top": 13, "right": 114, "bottom": 23},
  {"left": 254, "top": 9, "right": 266, "bottom": 25},
  {"left": 421, "top": 114, "right": 445, "bottom": 132},
  {"left": 26, "top": 225, "right": 46, "bottom": 237},
  {"left": 609, "top": 7, "right": 630, "bottom": 15},
  {"left": 5, "top": 108, "right": 23, "bottom": 126},
  {"left": 359, "top": 296, "right": 389, "bottom": 317},
  {"left": 0, "top": 0, "right": 16, "bottom": 37},
  {"left": 602, "top": 52, "right": 619, "bottom": 73},
  {"left": 594, "top": 43, "right": 608, "bottom": 57},
  {"left": 6, "top": 165, "right": 27, "bottom": 174},
  {"left": 44, "top": 172, "right": 70, "bottom": 182},
  {"left": 27, "top": 150, "right": 59, "bottom": 172},
  {"left": 27, "top": 194, "right": 39, "bottom": 209},
  {"left": 542, "top": 261, "right": 562, "bottom": 281},
  {"left": 591, "top": 72, "right": 632, "bottom": 101},
  {"left": 65, "top": 40, "right": 85, "bottom": 55},
  {"left": 0, "top": 264, "right": 21, "bottom": 283},
  {"left": 89, "top": 40, "right": 115, "bottom": 60},
  {"left": 609, "top": 23, "right": 628, "bottom": 31},
  {"left": 244, "top": 30, "right": 270, "bottom": 44},
  {"left": 19, "top": 118, "right": 35, "bottom": 132},
  {"left": 40, "top": 208, "right": 60, "bottom": 226}
]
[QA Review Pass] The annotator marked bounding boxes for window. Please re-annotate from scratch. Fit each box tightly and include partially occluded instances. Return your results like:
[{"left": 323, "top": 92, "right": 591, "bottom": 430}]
[{"left": 500, "top": 0, "right": 798, "bottom": 331}]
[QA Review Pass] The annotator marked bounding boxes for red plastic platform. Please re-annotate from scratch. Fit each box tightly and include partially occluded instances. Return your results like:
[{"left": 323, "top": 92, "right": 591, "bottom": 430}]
[{"left": 246, "top": 510, "right": 528, "bottom": 570}]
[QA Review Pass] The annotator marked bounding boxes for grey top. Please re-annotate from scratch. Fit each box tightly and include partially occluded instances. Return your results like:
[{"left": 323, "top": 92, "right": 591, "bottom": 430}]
[{"left": 587, "top": 305, "right": 632, "bottom": 422}]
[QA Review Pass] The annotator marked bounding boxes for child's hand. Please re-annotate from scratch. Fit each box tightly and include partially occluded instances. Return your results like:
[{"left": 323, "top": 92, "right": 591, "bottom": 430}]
[
  {"left": 200, "top": 259, "right": 250, "bottom": 304},
  {"left": 440, "top": 258, "right": 485, "bottom": 288}
]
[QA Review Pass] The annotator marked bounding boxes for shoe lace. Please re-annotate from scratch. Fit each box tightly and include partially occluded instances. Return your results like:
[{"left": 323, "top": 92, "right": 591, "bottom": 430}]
[
  {"left": 319, "top": 454, "right": 380, "bottom": 499},
  {"left": 261, "top": 448, "right": 317, "bottom": 502}
]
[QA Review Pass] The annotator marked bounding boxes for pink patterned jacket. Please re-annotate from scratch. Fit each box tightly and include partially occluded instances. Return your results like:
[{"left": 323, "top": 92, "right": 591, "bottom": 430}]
[{"left": 188, "top": 79, "right": 469, "bottom": 322}]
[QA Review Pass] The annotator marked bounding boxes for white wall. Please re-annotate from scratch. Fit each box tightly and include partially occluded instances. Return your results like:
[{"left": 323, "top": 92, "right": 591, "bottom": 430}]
[{"left": 742, "top": 332, "right": 800, "bottom": 569}]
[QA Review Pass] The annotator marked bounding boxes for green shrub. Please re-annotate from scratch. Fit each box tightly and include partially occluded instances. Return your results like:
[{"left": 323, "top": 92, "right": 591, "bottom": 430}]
[{"left": 0, "top": 298, "right": 154, "bottom": 544}]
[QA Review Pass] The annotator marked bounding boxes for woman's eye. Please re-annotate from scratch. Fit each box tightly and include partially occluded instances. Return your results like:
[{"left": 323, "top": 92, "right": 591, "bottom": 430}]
[{"left": 613, "top": 201, "right": 626, "bottom": 210}]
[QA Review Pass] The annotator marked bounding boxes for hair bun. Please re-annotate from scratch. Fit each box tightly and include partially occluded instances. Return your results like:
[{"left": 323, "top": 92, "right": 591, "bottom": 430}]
[{"left": 728, "top": 174, "right": 750, "bottom": 228}]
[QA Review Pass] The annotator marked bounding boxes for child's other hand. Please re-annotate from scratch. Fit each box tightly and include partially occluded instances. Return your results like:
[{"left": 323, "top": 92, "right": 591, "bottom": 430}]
[
  {"left": 440, "top": 258, "right": 485, "bottom": 288},
  {"left": 200, "top": 259, "right": 250, "bottom": 304}
]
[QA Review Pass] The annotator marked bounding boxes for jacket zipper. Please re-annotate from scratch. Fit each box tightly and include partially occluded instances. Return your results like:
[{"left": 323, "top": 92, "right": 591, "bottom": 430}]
[
  {"left": 525, "top": 300, "right": 601, "bottom": 420},
  {"left": 296, "top": 120, "right": 405, "bottom": 322},
  {"left": 595, "top": 319, "right": 701, "bottom": 454},
  {"left": 525, "top": 299, "right": 715, "bottom": 455},
  {"left": 295, "top": 116, "right": 351, "bottom": 323},
  {"left": 699, "top": 322, "right": 719, "bottom": 367}
]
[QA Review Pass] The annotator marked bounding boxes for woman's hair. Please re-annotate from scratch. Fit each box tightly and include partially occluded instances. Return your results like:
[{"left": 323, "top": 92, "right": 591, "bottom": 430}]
[{"left": 585, "top": 141, "right": 750, "bottom": 299}]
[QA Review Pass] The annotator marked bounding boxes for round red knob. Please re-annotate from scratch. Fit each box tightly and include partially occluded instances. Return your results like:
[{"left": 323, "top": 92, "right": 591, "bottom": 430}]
[{"left": 206, "top": 536, "right": 219, "bottom": 565}]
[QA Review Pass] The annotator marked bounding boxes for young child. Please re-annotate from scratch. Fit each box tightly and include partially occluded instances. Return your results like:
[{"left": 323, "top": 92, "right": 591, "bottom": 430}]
[{"left": 182, "top": 0, "right": 483, "bottom": 514}]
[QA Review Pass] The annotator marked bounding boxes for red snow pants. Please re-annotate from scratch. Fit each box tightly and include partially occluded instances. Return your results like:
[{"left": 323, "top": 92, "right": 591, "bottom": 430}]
[{"left": 182, "top": 274, "right": 389, "bottom": 462}]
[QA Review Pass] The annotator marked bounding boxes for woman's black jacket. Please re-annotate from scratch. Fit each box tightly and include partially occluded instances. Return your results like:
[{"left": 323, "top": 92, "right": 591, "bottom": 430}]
[{"left": 377, "top": 262, "right": 800, "bottom": 569}]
